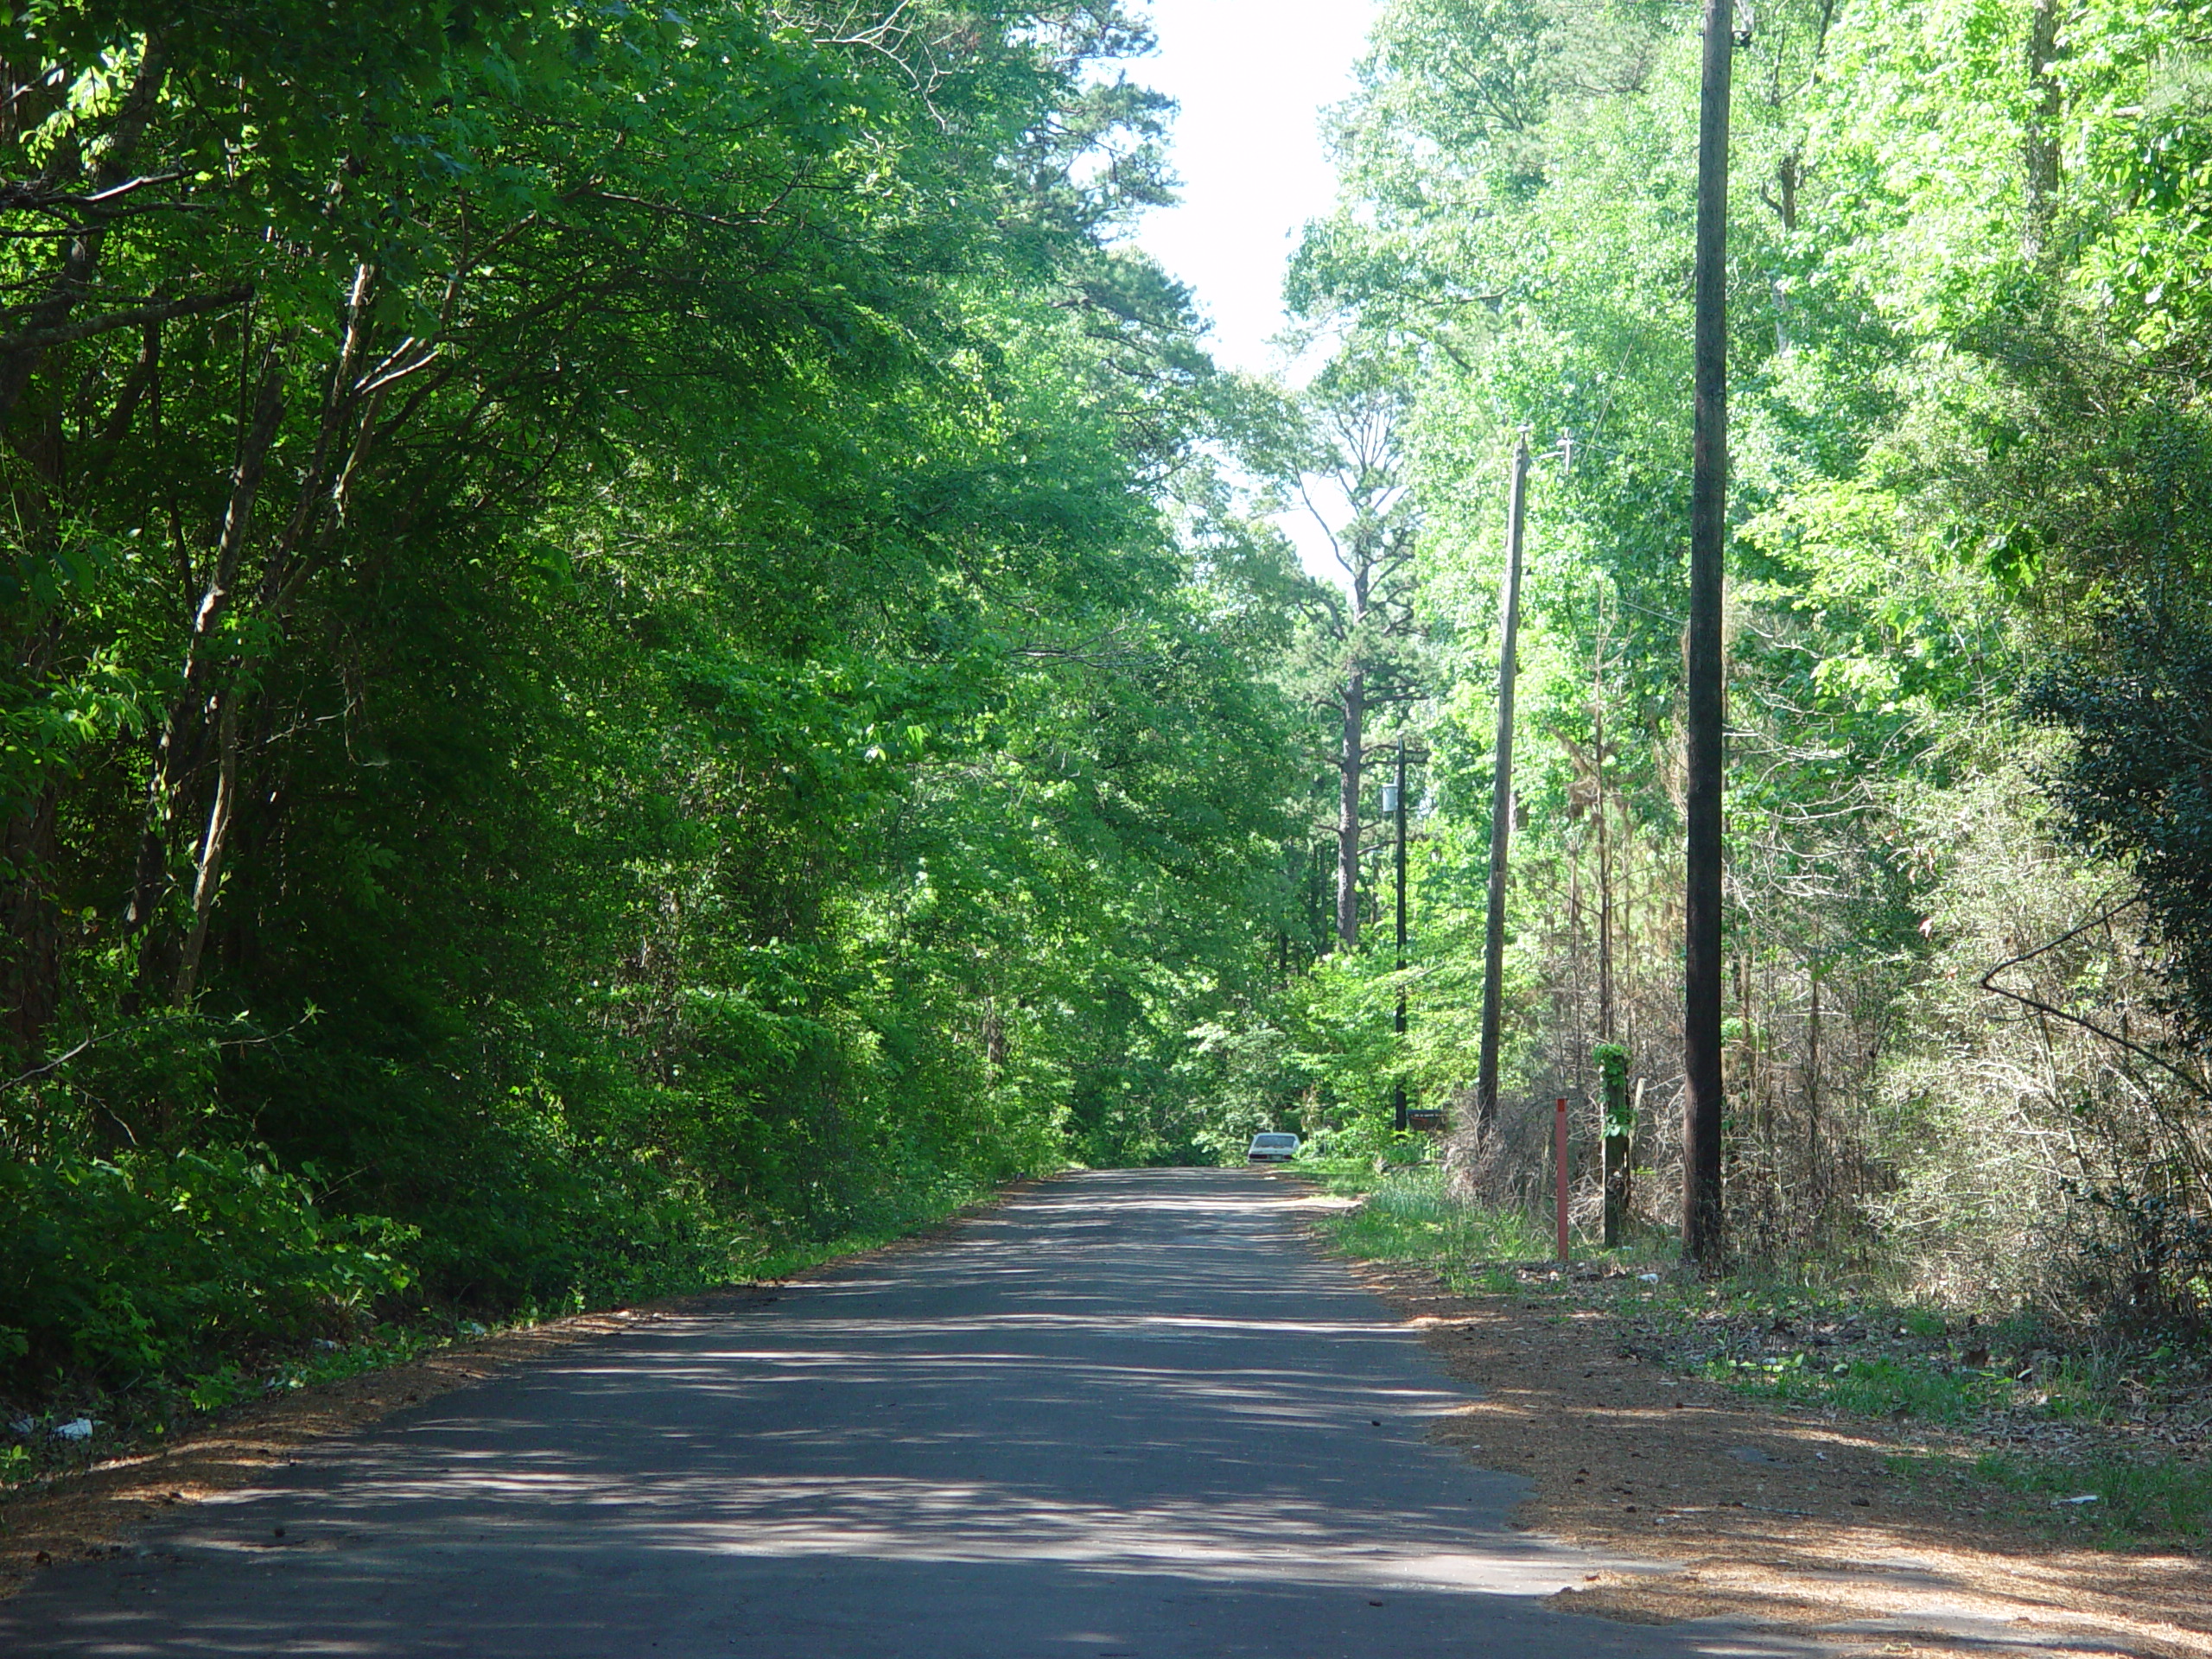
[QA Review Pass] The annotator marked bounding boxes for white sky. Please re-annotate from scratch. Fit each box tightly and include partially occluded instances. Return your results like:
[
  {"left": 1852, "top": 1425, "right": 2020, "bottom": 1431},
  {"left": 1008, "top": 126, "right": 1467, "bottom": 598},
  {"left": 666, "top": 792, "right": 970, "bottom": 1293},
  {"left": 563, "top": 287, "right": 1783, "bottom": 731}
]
[{"left": 1129, "top": 0, "right": 1378, "bottom": 378}]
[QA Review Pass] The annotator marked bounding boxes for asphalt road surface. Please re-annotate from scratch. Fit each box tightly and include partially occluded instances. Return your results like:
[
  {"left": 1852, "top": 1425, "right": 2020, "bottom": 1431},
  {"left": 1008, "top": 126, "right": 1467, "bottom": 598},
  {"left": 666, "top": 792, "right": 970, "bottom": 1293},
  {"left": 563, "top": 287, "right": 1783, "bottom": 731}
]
[{"left": 1, "top": 1169, "right": 1818, "bottom": 1657}]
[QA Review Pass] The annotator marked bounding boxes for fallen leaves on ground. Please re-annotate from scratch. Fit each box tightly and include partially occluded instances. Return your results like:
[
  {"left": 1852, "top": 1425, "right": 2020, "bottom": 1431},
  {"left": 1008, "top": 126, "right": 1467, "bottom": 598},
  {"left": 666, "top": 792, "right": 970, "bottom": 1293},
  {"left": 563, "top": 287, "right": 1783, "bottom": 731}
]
[{"left": 1350, "top": 1256, "right": 2212, "bottom": 1658}]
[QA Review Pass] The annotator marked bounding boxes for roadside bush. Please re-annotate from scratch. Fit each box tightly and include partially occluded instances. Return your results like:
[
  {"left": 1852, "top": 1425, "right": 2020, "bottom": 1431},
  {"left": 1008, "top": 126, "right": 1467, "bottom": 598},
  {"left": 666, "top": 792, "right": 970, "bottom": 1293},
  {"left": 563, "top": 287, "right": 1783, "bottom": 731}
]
[
  {"left": 0, "top": 1149, "right": 414, "bottom": 1386},
  {"left": 1871, "top": 759, "right": 2212, "bottom": 1325},
  {"left": 2062, "top": 1181, "right": 2212, "bottom": 1336}
]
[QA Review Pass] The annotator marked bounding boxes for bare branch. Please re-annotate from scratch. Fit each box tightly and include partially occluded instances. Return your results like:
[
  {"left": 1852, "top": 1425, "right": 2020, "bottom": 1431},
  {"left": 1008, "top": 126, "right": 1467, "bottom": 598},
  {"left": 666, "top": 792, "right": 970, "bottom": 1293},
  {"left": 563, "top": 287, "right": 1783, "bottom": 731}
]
[{"left": 1980, "top": 895, "right": 2212, "bottom": 1102}]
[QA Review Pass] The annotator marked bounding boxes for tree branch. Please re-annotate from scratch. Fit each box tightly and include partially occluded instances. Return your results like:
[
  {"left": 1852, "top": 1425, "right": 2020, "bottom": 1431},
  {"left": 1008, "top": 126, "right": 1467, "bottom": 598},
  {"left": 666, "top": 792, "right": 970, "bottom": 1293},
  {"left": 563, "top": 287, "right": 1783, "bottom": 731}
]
[
  {"left": 0, "top": 284, "right": 250, "bottom": 356},
  {"left": 1979, "top": 895, "right": 2212, "bottom": 1102}
]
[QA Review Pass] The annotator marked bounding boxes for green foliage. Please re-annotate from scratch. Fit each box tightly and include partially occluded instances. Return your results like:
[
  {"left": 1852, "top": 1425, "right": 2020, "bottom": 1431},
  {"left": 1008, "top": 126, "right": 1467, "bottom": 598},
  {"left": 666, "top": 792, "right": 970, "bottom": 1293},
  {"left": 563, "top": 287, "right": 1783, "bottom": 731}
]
[
  {"left": 2058, "top": 1179, "right": 2212, "bottom": 1334},
  {"left": 2028, "top": 589, "right": 2212, "bottom": 1052},
  {"left": 1315, "top": 1167, "right": 1553, "bottom": 1273},
  {"left": 0, "top": 2, "right": 1305, "bottom": 1402},
  {"left": 1224, "top": 0, "right": 2212, "bottom": 1319},
  {"left": 12, "top": 0, "right": 2212, "bottom": 1418},
  {"left": 1704, "top": 1352, "right": 2007, "bottom": 1423},
  {"left": 0, "top": 1149, "right": 411, "bottom": 1381},
  {"left": 1593, "top": 1041, "right": 1630, "bottom": 1136}
]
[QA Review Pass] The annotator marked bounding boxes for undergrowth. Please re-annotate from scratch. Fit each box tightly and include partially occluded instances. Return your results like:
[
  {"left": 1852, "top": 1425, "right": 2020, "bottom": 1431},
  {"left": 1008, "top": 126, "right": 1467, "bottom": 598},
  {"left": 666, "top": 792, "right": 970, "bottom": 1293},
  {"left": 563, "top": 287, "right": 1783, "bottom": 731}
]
[
  {"left": 1313, "top": 1165, "right": 2212, "bottom": 1549},
  {"left": 1305, "top": 1163, "right": 1664, "bottom": 1294},
  {"left": 1973, "top": 1449, "right": 2212, "bottom": 1545},
  {"left": 1702, "top": 1351, "right": 2007, "bottom": 1423}
]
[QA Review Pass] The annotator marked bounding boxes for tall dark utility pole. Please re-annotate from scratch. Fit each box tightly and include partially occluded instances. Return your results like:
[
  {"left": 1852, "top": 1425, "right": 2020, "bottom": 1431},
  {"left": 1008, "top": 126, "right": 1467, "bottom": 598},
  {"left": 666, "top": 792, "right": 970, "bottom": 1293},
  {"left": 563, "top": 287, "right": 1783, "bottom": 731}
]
[
  {"left": 1682, "top": 0, "right": 1735, "bottom": 1271},
  {"left": 1473, "top": 436, "right": 1530, "bottom": 1137},
  {"left": 1392, "top": 735, "right": 1409, "bottom": 1132}
]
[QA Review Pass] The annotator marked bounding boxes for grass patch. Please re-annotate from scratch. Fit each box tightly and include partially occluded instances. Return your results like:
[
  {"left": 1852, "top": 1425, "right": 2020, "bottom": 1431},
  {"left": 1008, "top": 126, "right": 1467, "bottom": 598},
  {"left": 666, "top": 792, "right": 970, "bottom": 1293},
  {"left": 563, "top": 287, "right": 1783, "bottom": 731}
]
[
  {"left": 1704, "top": 1351, "right": 2008, "bottom": 1423},
  {"left": 1622, "top": 1276, "right": 2212, "bottom": 1440},
  {"left": 1290, "top": 1154, "right": 1416, "bottom": 1199},
  {"left": 1308, "top": 1165, "right": 1678, "bottom": 1294},
  {"left": 2033, "top": 1353, "right": 2126, "bottom": 1423},
  {"left": 1975, "top": 1449, "right": 2212, "bottom": 1545},
  {"left": 1312, "top": 1167, "right": 1552, "bottom": 1280},
  {"left": 1897, "top": 1448, "right": 2212, "bottom": 1548}
]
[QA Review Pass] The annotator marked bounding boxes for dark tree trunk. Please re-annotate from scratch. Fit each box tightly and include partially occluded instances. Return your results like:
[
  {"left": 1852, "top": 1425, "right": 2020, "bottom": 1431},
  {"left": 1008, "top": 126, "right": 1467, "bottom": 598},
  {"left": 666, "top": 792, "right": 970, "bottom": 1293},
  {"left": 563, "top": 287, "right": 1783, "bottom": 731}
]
[
  {"left": 1, "top": 785, "right": 60, "bottom": 1059},
  {"left": 1474, "top": 437, "right": 1530, "bottom": 1136},
  {"left": 1602, "top": 1052, "right": 1631, "bottom": 1249},
  {"left": 1805, "top": 951, "right": 1822, "bottom": 1206},
  {"left": 1683, "top": 0, "right": 1733, "bottom": 1272}
]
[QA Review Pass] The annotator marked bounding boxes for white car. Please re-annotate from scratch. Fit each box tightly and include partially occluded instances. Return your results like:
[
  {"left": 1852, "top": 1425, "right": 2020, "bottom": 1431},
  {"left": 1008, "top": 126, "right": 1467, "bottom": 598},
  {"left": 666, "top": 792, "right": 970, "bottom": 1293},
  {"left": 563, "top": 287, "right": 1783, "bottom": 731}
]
[{"left": 1246, "top": 1133, "right": 1300, "bottom": 1163}]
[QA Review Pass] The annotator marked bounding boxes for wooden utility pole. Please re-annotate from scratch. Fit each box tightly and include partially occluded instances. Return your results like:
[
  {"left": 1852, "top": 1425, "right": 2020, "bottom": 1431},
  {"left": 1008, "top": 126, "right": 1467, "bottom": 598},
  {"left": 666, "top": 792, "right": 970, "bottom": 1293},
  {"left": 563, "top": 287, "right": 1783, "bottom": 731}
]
[
  {"left": 1473, "top": 436, "right": 1530, "bottom": 1136},
  {"left": 1682, "top": 0, "right": 1734, "bottom": 1270}
]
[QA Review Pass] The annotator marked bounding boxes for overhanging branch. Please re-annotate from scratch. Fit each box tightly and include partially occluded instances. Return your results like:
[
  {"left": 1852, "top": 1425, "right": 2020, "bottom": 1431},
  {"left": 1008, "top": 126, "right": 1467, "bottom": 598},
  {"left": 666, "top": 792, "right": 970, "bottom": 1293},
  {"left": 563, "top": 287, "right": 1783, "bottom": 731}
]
[{"left": 0, "top": 284, "right": 250, "bottom": 356}]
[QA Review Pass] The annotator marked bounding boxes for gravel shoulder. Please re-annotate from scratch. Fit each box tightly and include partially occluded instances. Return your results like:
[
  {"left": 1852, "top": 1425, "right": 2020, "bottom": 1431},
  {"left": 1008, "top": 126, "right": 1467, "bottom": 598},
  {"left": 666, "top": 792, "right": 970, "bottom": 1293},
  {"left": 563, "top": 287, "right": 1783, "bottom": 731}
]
[{"left": 1344, "top": 1254, "right": 2212, "bottom": 1657}]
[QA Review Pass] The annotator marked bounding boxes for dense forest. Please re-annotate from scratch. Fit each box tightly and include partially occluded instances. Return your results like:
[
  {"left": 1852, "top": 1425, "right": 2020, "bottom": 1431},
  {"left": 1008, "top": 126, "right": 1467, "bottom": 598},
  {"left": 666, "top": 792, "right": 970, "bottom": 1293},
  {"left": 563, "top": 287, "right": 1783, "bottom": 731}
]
[
  {"left": 3, "top": 0, "right": 2209, "bottom": 1411},
  {"left": 1245, "top": 0, "right": 2212, "bottom": 1328},
  {"left": 0, "top": 0, "right": 1311, "bottom": 1395}
]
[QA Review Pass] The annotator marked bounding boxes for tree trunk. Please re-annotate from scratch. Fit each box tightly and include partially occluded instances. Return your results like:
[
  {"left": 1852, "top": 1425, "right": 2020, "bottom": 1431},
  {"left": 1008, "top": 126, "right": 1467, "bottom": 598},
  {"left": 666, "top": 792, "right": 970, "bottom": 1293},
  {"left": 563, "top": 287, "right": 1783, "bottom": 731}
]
[
  {"left": 1392, "top": 735, "right": 1408, "bottom": 1131},
  {"left": 2023, "top": 0, "right": 2063, "bottom": 259},
  {"left": 1683, "top": 0, "right": 1733, "bottom": 1272},
  {"left": 1334, "top": 665, "right": 1364, "bottom": 950},
  {"left": 123, "top": 331, "right": 290, "bottom": 1006},
  {"left": 1602, "top": 1052, "right": 1632, "bottom": 1249},
  {"left": 1474, "top": 436, "right": 1530, "bottom": 1136},
  {"left": 1805, "top": 950, "right": 1821, "bottom": 1207},
  {"left": 1, "top": 785, "right": 60, "bottom": 1059},
  {"left": 1594, "top": 626, "right": 1614, "bottom": 1044},
  {"left": 123, "top": 266, "right": 391, "bottom": 1007},
  {"left": 982, "top": 994, "right": 1007, "bottom": 1074},
  {"left": 173, "top": 688, "right": 240, "bottom": 1002}
]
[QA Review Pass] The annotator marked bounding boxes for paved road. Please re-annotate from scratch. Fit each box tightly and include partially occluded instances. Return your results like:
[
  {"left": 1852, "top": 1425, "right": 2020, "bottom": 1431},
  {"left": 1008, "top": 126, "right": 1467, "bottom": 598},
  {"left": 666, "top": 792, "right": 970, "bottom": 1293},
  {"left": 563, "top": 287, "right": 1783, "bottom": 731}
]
[{"left": 2, "top": 1170, "right": 1815, "bottom": 1656}]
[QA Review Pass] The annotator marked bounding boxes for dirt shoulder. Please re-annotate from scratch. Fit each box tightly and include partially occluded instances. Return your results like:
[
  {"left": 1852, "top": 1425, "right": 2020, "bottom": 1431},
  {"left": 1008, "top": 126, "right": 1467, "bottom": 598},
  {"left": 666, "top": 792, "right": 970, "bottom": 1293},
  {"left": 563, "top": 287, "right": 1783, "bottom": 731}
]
[
  {"left": 0, "top": 1297, "right": 667, "bottom": 1599},
  {"left": 0, "top": 1178, "right": 1043, "bottom": 1601},
  {"left": 1347, "top": 1255, "right": 2211, "bottom": 1657}
]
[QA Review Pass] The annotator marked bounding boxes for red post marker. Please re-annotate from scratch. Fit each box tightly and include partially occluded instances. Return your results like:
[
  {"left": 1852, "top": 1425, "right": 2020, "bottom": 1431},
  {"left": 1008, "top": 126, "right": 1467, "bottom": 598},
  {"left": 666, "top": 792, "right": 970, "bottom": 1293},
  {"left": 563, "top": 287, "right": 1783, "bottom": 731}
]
[{"left": 1554, "top": 1096, "right": 1570, "bottom": 1262}]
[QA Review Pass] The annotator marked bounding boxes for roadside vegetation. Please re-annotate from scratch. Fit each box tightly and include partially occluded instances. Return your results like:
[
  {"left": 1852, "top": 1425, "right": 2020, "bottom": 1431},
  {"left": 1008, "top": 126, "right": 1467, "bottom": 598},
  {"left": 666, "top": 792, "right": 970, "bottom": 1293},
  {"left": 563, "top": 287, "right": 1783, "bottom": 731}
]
[
  {"left": 0, "top": 1173, "right": 1001, "bottom": 1491},
  {"left": 1190, "top": 0, "right": 2212, "bottom": 1554},
  {"left": 7, "top": 0, "right": 2212, "bottom": 1516},
  {"left": 1313, "top": 1162, "right": 2212, "bottom": 1549},
  {"left": 0, "top": 1, "right": 1298, "bottom": 1446}
]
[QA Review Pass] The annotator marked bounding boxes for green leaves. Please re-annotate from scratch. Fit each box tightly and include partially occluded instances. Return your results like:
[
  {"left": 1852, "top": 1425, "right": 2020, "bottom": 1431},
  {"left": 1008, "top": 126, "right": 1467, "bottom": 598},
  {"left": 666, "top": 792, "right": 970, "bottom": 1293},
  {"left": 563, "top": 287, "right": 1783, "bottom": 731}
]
[{"left": 0, "top": 0, "right": 1311, "bottom": 1394}]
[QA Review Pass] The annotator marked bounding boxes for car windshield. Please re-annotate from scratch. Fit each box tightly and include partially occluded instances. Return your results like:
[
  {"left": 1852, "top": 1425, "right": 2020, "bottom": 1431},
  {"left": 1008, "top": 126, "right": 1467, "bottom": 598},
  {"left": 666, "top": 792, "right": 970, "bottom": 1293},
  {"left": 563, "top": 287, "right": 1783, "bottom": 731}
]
[{"left": 1253, "top": 1135, "right": 1297, "bottom": 1148}]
